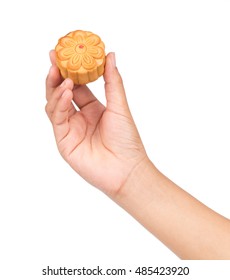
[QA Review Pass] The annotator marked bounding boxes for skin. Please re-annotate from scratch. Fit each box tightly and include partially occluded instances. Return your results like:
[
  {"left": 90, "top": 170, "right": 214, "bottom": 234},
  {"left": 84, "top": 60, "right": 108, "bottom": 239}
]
[{"left": 46, "top": 51, "right": 230, "bottom": 259}]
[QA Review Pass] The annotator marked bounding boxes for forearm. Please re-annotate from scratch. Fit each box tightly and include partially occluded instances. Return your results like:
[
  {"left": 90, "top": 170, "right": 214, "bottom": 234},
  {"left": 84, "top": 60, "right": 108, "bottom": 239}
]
[{"left": 114, "top": 158, "right": 230, "bottom": 259}]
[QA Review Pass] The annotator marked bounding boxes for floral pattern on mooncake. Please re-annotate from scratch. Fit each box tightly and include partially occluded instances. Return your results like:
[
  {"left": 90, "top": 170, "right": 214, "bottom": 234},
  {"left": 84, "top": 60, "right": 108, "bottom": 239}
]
[{"left": 55, "top": 30, "right": 105, "bottom": 84}]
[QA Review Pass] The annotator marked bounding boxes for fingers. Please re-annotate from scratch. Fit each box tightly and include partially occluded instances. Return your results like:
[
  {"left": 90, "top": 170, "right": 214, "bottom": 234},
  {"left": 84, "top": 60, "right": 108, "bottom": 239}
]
[
  {"left": 103, "top": 52, "right": 130, "bottom": 115},
  {"left": 46, "top": 50, "right": 63, "bottom": 100},
  {"left": 52, "top": 89, "right": 73, "bottom": 143},
  {"left": 45, "top": 79, "right": 75, "bottom": 143},
  {"left": 49, "top": 49, "right": 57, "bottom": 66},
  {"left": 53, "top": 89, "right": 73, "bottom": 125},
  {"left": 45, "top": 78, "right": 74, "bottom": 121}
]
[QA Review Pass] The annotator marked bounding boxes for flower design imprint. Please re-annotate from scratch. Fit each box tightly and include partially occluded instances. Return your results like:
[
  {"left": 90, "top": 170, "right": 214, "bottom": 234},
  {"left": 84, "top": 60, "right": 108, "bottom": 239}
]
[{"left": 56, "top": 30, "right": 105, "bottom": 71}]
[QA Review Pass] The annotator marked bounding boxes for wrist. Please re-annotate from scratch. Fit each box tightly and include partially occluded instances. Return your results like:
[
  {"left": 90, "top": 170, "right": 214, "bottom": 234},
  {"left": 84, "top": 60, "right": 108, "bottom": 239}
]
[{"left": 113, "top": 157, "right": 162, "bottom": 217}]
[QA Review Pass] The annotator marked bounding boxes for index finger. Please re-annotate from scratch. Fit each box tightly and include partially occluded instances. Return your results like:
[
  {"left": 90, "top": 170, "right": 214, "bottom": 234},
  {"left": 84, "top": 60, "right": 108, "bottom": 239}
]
[{"left": 46, "top": 50, "right": 63, "bottom": 100}]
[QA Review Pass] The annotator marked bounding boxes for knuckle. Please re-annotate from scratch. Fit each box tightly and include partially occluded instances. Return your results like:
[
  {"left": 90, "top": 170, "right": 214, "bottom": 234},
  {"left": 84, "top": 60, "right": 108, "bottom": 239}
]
[
  {"left": 51, "top": 110, "right": 57, "bottom": 122},
  {"left": 45, "top": 103, "right": 54, "bottom": 122},
  {"left": 45, "top": 103, "right": 50, "bottom": 115}
]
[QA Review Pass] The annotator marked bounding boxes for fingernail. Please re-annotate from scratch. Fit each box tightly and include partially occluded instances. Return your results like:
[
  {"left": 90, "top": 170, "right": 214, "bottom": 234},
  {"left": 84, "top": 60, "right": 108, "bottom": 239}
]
[{"left": 110, "top": 52, "right": 116, "bottom": 68}]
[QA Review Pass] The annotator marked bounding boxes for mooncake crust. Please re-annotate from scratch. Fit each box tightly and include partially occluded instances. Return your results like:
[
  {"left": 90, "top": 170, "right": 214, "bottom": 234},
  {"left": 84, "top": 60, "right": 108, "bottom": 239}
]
[{"left": 55, "top": 30, "right": 105, "bottom": 85}]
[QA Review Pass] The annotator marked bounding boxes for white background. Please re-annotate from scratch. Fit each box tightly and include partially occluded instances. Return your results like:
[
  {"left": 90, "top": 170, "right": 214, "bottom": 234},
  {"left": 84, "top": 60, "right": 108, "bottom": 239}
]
[{"left": 0, "top": 0, "right": 230, "bottom": 279}]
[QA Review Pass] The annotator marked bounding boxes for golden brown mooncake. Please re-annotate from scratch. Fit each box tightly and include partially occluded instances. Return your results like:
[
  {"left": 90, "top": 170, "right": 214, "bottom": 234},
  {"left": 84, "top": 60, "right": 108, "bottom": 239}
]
[{"left": 55, "top": 30, "right": 105, "bottom": 85}]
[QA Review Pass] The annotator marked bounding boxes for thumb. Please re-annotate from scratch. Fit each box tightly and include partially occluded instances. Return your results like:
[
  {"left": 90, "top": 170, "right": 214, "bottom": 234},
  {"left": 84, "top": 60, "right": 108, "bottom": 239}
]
[{"left": 104, "top": 53, "right": 130, "bottom": 115}]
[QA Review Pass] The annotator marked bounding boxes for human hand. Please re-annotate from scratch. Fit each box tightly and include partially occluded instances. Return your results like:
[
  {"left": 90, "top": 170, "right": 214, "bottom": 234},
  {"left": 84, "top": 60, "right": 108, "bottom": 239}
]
[
  {"left": 46, "top": 51, "right": 230, "bottom": 260},
  {"left": 45, "top": 51, "right": 147, "bottom": 197}
]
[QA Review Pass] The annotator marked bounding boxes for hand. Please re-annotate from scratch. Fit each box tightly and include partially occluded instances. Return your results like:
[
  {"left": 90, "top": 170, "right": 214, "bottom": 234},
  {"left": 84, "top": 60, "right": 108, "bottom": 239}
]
[
  {"left": 45, "top": 51, "right": 147, "bottom": 196},
  {"left": 46, "top": 51, "right": 230, "bottom": 260}
]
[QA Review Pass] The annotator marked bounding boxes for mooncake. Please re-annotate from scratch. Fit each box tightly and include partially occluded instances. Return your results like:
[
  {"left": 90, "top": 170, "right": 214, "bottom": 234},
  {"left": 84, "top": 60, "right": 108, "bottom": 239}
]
[{"left": 55, "top": 30, "right": 105, "bottom": 85}]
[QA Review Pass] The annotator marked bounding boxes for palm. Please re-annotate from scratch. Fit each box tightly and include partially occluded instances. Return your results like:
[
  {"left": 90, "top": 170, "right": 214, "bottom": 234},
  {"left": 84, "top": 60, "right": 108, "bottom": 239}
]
[{"left": 60, "top": 93, "right": 145, "bottom": 194}]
